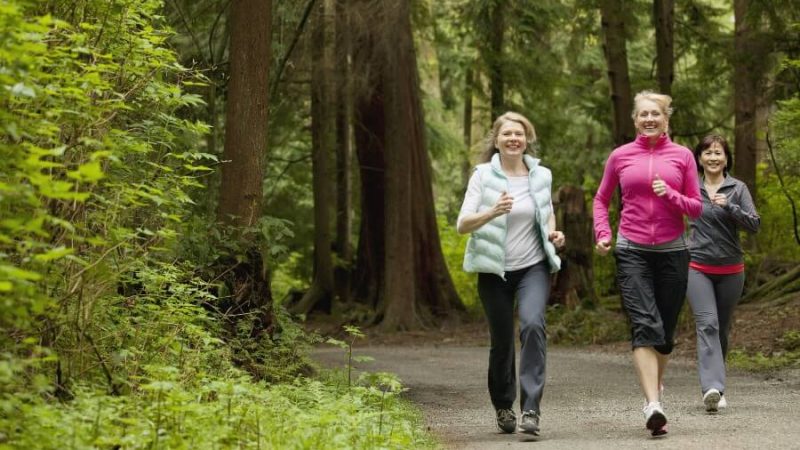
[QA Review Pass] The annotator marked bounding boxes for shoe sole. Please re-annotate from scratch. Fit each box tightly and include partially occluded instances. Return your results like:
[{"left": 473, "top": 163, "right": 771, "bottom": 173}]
[
  {"left": 645, "top": 411, "right": 667, "bottom": 432},
  {"left": 497, "top": 425, "right": 516, "bottom": 434},
  {"left": 704, "top": 391, "right": 721, "bottom": 413},
  {"left": 518, "top": 425, "right": 539, "bottom": 436},
  {"left": 651, "top": 425, "right": 668, "bottom": 437}
]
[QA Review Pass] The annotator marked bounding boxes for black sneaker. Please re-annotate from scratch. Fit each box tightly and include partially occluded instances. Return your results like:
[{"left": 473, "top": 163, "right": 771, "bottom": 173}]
[
  {"left": 519, "top": 410, "right": 540, "bottom": 435},
  {"left": 495, "top": 408, "right": 516, "bottom": 433}
]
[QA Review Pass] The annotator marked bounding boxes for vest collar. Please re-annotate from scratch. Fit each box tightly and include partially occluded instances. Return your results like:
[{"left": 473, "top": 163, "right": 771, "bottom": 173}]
[{"left": 490, "top": 153, "right": 541, "bottom": 176}]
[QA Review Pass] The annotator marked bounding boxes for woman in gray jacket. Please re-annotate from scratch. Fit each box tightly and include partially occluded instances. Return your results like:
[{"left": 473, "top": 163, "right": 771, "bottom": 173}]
[{"left": 687, "top": 134, "right": 760, "bottom": 413}]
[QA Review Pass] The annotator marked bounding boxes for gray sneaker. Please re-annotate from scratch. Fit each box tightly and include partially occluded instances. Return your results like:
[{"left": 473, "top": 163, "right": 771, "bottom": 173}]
[
  {"left": 496, "top": 408, "right": 516, "bottom": 433},
  {"left": 519, "top": 410, "right": 540, "bottom": 435}
]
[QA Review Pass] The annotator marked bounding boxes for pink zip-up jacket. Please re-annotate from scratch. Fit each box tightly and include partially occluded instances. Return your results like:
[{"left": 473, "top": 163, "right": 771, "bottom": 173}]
[{"left": 593, "top": 134, "right": 702, "bottom": 246}]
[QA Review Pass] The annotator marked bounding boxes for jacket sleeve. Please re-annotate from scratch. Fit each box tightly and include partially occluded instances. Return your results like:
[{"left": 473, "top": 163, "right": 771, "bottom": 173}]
[
  {"left": 663, "top": 153, "right": 702, "bottom": 218},
  {"left": 724, "top": 181, "right": 760, "bottom": 233},
  {"left": 593, "top": 152, "right": 618, "bottom": 243}
]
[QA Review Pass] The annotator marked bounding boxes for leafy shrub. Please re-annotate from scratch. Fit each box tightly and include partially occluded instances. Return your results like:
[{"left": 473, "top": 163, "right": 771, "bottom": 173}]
[{"left": 437, "top": 215, "right": 481, "bottom": 314}]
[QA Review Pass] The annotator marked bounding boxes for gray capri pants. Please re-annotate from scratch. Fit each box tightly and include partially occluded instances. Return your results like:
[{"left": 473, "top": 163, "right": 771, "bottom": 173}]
[{"left": 686, "top": 268, "right": 745, "bottom": 394}]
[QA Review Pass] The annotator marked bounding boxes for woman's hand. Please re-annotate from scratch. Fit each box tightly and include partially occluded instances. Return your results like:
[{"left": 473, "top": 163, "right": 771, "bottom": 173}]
[
  {"left": 595, "top": 240, "right": 612, "bottom": 256},
  {"left": 711, "top": 193, "right": 727, "bottom": 207},
  {"left": 652, "top": 174, "right": 667, "bottom": 197},
  {"left": 491, "top": 191, "right": 514, "bottom": 217},
  {"left": 549, "top": 231, "right": 566, "bottom": 249}
]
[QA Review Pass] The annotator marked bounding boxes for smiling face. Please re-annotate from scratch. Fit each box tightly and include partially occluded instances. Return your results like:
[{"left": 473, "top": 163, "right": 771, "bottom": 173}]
[
  {"left": 699, "top": 142, "right": 727, "bottom": 176},
  {"left": 634, "top": 99, "right": 669, "bottom": 139},
  {"left": 495, "top": 121, "right": 527, "bottom": 158}
]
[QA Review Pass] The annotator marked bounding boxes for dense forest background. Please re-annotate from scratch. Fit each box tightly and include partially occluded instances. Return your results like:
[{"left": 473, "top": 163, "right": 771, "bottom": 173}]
[{"left": 2, "top": 0, "right": 800, "bottom": 447}]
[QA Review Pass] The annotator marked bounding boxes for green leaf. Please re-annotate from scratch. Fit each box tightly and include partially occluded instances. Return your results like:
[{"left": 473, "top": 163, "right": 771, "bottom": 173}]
[{"left": 33, "top": 246, "right": 74, "bottom": 262}]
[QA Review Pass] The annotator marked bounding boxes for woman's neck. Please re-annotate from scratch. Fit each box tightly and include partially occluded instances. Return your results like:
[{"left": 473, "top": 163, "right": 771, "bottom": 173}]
[
  {"left": 704, "top": 173, "right": 725, "bottom": 185},
  {"left": 500, "top": 155, "right": 528, "bottom": 176}
]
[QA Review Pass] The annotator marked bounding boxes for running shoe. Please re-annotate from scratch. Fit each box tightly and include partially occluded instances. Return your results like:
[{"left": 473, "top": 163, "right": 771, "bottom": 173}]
[
  {"left": 643, "top": 401, "right": 667, "bottom": 434},
  {"left": 703, "top": 388, "right": 721, "bottom": 413},
  {"left": 518, "top": 410, "right": 540, "bottom": 435},
  {"left": 495, "top": 408, "right": 516, "bottom": 433}
]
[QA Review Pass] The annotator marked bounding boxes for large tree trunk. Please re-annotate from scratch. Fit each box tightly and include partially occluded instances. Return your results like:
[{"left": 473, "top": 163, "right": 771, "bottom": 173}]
[
  {"left": 334, "top": 0, "right": 353, "bottom": 305},
  {"left": 294, "top": 0, "right": 336, "bottom": 315},
  {"left": 379, "top": 0, "right": 416, "bottom": 330},
  {"left": 733, "top": 0, "right": 759, "bottom": 198},
  {"left": 351, "top": 0, "right": 463, "bottom": 328},
  {"left": 654, "top": 0, "right": 674, "bottom": 95},
  {"left": 351, "top": 0, "right": 386, "bottom": 308},
  {"left": 216, "top": 0, "right": 273, "bottom": 334},
  {"left": 599, "top": 0, "right": 635, "bottom": 146}
]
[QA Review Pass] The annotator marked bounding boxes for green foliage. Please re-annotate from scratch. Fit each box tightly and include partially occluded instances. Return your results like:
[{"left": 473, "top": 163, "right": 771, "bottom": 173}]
[
  {"left": 546, "top": 304, "right": 629, "bottom": 345},
  {"left": 3, "top": 367, "right": 436, "bottom": 450},
  {"left": 437, "top": 215, "right": 481, "bottom": 314}
]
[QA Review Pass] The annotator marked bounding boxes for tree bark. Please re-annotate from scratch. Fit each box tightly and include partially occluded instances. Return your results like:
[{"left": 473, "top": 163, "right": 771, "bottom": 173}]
[
  {"left": 216, "top": 0, "right": 273, "bottom": 334},
  {"left": 599, "top": 0, "right": 635, "bottom": 146},
  {"left": 294, "top": 0, "right": 336, "bottom": 315},
  {"left": 379, "top": 0, "right": 416, "bottom": 330},
  {"left": 351, "top": 0, "right": 386, "bottom": 308},
  {"left": 334, "top": 0, "right": 353, "bottom": 305},
  {"left": 488, "top": 0, "right": 505, "bottom": 119},
  {"left": 654, "top": 0, "right": 674, "bottom": 95},
  {"left": 733, "top": 0, "right": 758, "bottom": 198},
  {"left": 550, "top": 185, "right": 596, "bottom": 307},
  {"left": 351, "top": 0, "right": 464, "bottom": 329}
]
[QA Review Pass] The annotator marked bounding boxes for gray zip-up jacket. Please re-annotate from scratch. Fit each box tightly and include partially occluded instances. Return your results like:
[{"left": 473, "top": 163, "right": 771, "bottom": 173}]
[{"left": 688, "top": 175, "right": 760, "bottom": 266}]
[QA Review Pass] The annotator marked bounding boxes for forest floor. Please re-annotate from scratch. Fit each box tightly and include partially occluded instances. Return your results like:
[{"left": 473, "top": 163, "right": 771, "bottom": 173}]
[{"left": 310, "top": 297, "right": 800, "bottom": 449}]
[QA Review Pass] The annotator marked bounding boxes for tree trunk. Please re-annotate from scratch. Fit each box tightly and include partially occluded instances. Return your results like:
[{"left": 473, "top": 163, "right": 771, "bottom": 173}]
[
  {"left": 379, "top": 0, "right": 416, "bottom": 330},
  {"left": 550, "top": 185, "right": 596, "bottom": 307},
  {"left": 351, "top": 0, "right": 464, "bottom": 328},
  {"left": 488, "top": 0, "right": 505, "bottom": 118},
  {"left": 294, "top": 0, "right": 336, "bottom": 316},
  {"left": 351, "top": 0, "right": 386, "bottom": 308},
  {"left": 733, "top": 0, "right": 758, "bottom": 198},
  {"left": 654, "top": 0, "right": 674, "bottom": 95},
  {"left": 462, "top": 66, "right": 474, "bottom": 189},
  {"left": 216, "top": 0, "right": 273, "bottom": 334},
  {"left": 599, "top": 0, "right": 635, "bottom": 146},
  {"left": 334, "top": 0, "right": 353, "bottom": 305}
]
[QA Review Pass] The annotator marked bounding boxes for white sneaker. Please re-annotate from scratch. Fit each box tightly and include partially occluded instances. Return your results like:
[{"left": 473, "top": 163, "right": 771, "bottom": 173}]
[
  {"left": 718, "top": 394, "right": 728, "bottom": 409},
  {"left": 703, "top": 388, "right": 721, "bottom": 413},
  {"left": 643, "top": 401, "right": 667, "bottom": 434}
]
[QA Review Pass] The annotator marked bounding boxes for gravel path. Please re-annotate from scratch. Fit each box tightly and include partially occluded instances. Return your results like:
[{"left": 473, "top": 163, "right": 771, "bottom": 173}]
[{"left": 314, "top": 345, "right": 800, "bottom": 449}]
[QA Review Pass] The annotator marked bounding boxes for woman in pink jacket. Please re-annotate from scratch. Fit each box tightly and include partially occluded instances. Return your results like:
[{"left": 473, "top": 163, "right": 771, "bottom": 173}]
[{"left": 593, "top": 91, "right": 702, "bottom": 437}]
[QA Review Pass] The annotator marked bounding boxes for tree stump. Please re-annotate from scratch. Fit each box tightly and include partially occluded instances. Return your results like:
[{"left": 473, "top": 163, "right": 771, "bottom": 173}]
[{"left": 551, "top": 185, "right": 596, "bottom": 307}]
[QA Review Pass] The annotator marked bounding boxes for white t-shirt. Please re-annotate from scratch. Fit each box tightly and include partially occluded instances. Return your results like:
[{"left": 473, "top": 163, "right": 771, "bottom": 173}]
[{"left": 458, "top": 172, "right": 546, "bottom": 271}]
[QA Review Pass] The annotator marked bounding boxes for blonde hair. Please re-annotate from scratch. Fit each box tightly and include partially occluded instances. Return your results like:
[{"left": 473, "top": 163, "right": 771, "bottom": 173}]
[
  {"left": 479, "top": 112, "right": 538, "bottom": 163},
  {"left": 631, "top": 90, "right": 673, "bottom": 120}
]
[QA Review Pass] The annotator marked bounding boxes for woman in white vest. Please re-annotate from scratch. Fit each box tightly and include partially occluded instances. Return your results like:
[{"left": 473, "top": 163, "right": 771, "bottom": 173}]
[{"left": 457, "top": 112, "right": 564, "bottom": 436}]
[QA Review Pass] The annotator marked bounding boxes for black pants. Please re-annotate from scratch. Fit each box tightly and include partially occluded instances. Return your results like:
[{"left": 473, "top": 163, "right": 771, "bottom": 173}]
[
  {"left": 614, "top": 248, "right": 689, "bottom": 354},
  {"left": 478, "top": 261, "right": 550, "bottom": 413}
]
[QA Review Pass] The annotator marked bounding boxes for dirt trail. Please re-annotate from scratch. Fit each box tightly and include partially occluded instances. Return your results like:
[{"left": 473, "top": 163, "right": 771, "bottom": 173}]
[{"left": 314, "top": 345, "right": 800, "bottom": 449}]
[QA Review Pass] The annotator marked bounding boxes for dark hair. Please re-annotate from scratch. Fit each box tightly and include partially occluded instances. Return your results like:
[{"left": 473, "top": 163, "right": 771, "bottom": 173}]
[
  {"left": 694, "top": 134, "right": 733, "bottom": 175},
  {"left": 478, "top": 112, "right": 538, "bottom": 163}
]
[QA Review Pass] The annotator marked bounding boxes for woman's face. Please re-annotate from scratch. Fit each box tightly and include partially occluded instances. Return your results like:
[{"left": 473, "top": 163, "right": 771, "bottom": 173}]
[
  {"left": 495, "top": 121, "right": 527, "bottom": 158},
  {"left": 699, "top": 142, "right": 727, "bottom": 176},
  {"left": 634, "top": 99, "right": 668, "bottom": 138}
]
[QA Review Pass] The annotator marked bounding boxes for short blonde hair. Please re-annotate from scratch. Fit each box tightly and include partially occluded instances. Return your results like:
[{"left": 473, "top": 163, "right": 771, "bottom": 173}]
[
  {"left": 631, "top": 90, "right": 673, "bottom": 120},
  {"left": 479, "top": 112, "right": 538, "bottom": 163}
]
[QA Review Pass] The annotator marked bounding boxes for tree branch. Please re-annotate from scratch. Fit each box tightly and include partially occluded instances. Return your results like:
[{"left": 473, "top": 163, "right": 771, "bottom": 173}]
[{"left": 269, "top": 0, "right": 318, "bottom": 100}]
